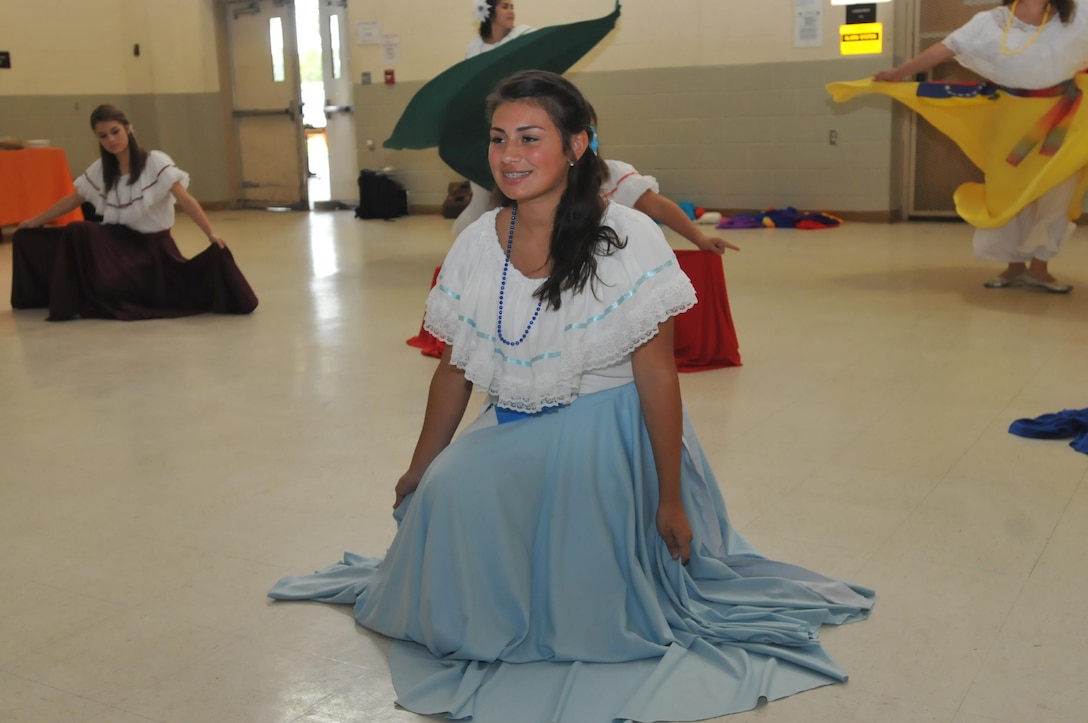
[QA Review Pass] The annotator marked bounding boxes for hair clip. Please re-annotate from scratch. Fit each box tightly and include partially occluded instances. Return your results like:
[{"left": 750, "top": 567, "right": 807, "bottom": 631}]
[
  {"left": 473, "top": 1, "right": 490, "bottom": 22},
  {"left": 588, "top": 125, "right": 599, "bottom": 155}
]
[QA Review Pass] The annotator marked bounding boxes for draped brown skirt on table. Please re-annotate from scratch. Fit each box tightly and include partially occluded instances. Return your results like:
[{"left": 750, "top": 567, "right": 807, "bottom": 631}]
[{"left": 11, "top": 222, "right": 258, "bottom": 321}]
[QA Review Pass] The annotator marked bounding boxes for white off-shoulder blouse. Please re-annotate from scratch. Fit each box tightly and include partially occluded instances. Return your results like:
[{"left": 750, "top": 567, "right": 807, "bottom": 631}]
[
  {"left": 424, "top": 203, "right": 697, "bottom": 413},
  {"left": 944, "top": 2, "right": 1088, "bottom": 88},
  {"left": 74, "top": 150, "right": 189, "bottom": 233},
  {"left": 600, "top": 159, "right": 660, "bottom": 209}
]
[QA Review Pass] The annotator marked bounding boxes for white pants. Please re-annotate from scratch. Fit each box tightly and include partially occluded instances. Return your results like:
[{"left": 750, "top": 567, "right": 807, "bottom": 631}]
[
  {"left": 451, "top": 182, "right": 495, "bottom": 236},
  {"left": 972, "top": 174, "right": 1080, "bottom": 264}
]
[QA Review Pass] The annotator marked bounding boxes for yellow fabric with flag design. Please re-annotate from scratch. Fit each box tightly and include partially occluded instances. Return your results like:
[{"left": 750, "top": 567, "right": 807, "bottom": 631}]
[{"left": 827, "top": 77, "right": 1088, "bottom": 228}]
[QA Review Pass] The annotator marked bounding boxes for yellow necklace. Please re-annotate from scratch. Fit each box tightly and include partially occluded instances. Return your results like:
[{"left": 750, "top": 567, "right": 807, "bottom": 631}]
[{"left": 1001, "top": 0, "right": 1051, "bottom": 55}]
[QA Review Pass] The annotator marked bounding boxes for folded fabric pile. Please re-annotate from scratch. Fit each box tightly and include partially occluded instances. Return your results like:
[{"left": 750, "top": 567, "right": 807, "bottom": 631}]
[
  {"left": 716, "top": 207, "right": 844, "bottom": 230},
  {"left": 1008, "top": 408, "right": 1088, "bottom": 454}
]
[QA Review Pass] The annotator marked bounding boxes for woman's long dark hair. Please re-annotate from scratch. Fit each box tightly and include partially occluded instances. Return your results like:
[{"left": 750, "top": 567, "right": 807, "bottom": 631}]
[
  {"left": 90, "top": 104, "right": 148, "bottom": 193},
  {"left": 1002, "top": 0, "right": 1074, "bottom": 24},
  {"left": 486, "top": 70, "right": 625, "bottom": 311},
  {"left": 478, "top": 0, "right": 497, "bottom": 40}
]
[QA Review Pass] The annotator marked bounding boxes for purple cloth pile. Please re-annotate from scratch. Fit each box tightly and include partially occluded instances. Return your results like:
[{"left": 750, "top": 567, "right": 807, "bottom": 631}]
[{"left": 716, "top": 207, "right": 843, "bottom": 229}]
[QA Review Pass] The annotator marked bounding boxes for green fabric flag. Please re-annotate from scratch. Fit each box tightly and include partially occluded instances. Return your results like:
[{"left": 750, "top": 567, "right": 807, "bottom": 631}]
[{"left": 383, "top": 3, "right": 621, "bottom": 188}]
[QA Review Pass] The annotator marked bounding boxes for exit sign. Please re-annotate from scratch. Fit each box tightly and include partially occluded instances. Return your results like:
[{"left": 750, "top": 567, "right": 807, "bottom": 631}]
[{"left": 840, "top": 23, "right": 883, "bottom": 55}]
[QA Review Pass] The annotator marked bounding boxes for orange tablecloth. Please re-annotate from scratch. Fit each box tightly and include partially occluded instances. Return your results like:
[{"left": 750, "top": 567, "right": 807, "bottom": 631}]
[
  {"left": 407, "top": 251, "right": 742, "bottom": 372},
  {"left": 0, "top": 148, "right": 84, "bottom": 227}
]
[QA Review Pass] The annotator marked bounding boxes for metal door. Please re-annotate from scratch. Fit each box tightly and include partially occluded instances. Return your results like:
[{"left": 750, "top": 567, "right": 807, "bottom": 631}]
[
  {"left": 908, "top": 0, "right": 999, "bottom": 218},
  {"left": 227, "top": 0, "right": 308, "bottom": 208},
  {"left": 319, "top": 0, "right": 359, "bottom": 206}
]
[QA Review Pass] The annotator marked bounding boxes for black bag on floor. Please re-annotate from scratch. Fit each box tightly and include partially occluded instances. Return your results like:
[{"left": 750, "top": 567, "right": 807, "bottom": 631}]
[
  {"left": 442, "top": 180, "right": 472, "bottom": 219},
  {"left": 355, "top": 169, "right": 408, "bottom": 220}
]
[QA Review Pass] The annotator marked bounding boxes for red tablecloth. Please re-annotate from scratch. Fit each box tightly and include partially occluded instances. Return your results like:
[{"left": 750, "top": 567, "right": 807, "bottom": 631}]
[
  {"left": 672, "top": 250, "right": 741, "bottom": 371},
  {"left": 407, "top": 250, "right": 741, "bottom": 371},
  {"left": 406, "top": 266, "right": 448, "bottom": 358},
  {"left": 0, "top": 148, "right": 84, "bottom": 227}
]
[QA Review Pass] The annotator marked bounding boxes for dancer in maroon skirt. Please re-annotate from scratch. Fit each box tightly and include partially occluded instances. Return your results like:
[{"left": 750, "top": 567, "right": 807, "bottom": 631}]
[{"left": 12, "top": 104, "right": 257, "bottom": 321}]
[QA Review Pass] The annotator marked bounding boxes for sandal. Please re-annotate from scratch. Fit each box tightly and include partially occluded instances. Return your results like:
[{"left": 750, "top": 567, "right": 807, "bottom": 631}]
[
  {"left": 982, "top": 274, "right": 1025, "bottom": 289},
  {"left": 1022, "top": 275, "right": 1073, "bottom": 294}
]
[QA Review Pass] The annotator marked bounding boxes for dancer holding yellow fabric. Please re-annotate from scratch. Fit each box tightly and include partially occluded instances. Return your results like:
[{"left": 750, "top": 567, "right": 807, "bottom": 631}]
[{"left": 829, "top": 0, "right": 1088, "bottom": 293}]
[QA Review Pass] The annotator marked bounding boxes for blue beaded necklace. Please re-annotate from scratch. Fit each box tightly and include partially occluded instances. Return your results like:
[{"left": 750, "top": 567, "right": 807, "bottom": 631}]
[{"left": 497, "top": 203, "right": 544, "bottom": 347}]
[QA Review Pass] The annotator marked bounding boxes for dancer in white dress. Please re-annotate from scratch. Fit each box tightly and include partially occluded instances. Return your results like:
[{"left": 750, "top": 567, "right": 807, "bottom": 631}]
[
  {"left": 453, "top": 0, "right": 534, "bottom": 236},
  {"left": 600, "top": 157, "right": 738, "bottom": 254},
  {"left": 866, "top": 0, "right": 1088, "bottom": 292}
]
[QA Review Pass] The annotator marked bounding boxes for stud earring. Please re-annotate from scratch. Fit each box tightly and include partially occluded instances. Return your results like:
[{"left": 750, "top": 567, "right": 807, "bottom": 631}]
[{"left": 569, "top": 160, "right": 575, "bottom": 167}]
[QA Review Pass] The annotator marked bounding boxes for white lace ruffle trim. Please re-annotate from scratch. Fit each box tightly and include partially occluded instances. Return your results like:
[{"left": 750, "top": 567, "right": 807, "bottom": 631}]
[{"left": 424, "top": 257, "right": 696, "bottom": 413}]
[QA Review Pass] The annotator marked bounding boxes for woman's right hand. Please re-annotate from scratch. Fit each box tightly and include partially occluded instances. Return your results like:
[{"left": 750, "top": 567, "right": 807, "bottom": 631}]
[
  {"left": 693, "top": 233, "right": 740, "bottom": 254},
  {"left": 17, "top": 217, "right": 42, "bottom": 230},
  {"left": 394, "top": 469, "right": 424, "bottom": 509}
]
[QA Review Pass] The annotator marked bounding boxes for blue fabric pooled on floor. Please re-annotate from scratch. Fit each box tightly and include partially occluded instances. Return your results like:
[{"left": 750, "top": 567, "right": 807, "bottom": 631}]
[
  {"left": 1071, "top": 431, "right": 1088, "bottom": 454},
  {"left": 1008, "top": 408, "right": 1088, "bottom": 455}
]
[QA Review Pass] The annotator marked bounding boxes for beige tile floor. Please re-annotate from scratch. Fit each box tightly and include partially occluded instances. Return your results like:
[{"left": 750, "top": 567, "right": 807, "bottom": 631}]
[{"left": 1, "top": 211, "right": 1086, "bottom": 723}]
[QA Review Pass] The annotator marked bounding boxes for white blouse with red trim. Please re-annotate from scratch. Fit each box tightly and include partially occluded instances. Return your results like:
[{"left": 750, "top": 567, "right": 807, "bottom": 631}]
[
  {"left": 74, "top": 150, "right": 190, "bottom": 233},
  {"left": 599, "top": 159, "right": 659, "bottom": 209}
]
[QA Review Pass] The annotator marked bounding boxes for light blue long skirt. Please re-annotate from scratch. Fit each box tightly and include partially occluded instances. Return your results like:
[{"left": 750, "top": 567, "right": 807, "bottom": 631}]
[{"left": 269, "top": 383, "right": 875, "bottom": 722}]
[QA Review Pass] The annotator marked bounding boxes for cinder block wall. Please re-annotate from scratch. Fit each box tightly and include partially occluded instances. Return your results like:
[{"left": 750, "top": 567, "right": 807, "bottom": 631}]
[{"left": 353, "top": 57, "right": 893, "bottom": 216}]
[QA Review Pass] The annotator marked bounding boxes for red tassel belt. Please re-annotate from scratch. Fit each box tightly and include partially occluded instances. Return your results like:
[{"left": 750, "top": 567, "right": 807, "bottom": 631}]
[{"left": 1001, "top": 76, "right": 1082, "bottom": 166}]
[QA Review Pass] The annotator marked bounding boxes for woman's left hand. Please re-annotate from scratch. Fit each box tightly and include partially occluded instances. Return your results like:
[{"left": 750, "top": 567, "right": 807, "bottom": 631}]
[
  {"left": 872, "top": 69, "right": 904, "bottom": 83},
  {"left": 208, "top": 233, "right": 227, "bottom": 248},
  {"left": 657, "top": 501, "right": 692, "bottom": 563}
]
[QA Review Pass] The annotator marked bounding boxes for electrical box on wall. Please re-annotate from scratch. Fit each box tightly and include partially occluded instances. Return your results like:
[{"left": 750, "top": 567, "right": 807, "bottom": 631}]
[
  {"left": 846, "top": 4, "right": 877, "bottom": 24},
  {"left": 0, "top": 51, "right": 11, "bottom": 69}
]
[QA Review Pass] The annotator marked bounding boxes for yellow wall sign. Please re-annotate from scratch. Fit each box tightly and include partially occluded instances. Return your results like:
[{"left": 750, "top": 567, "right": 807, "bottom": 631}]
[{"left": 840, "top": 22, "right": 883, "bottom": 55}]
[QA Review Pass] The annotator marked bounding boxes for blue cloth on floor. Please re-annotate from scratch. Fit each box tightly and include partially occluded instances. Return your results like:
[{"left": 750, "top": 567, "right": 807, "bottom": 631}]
[
  {"left": 269, "top": 383, "right": 875, "bottom": 723},
  {"left": 1008, "top": 408, "right": 1088, "bottom": 455},
  {"left": 1072, "top": 432, "right": 1088, "bottom": 454}
]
